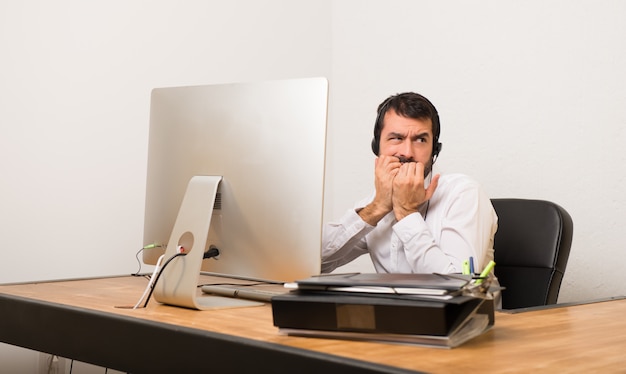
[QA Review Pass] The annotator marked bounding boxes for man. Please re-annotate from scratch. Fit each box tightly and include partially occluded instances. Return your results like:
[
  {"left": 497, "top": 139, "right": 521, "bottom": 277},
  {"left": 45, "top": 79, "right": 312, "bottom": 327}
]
[{"left": 322, "top": 92, "right": 497, "bottom": 276}]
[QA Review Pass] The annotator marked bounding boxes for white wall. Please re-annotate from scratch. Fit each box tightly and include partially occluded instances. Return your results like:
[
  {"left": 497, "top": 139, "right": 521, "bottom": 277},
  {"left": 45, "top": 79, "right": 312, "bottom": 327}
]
[
  {"left": 0, "top": 0, "right": 331, "bottom": 371},
  {"left": 2, "top": 0, "right": 625, "bottom": 370},
  {"left": 0, "top": 0, "right": 331, "bottom": 284},
  {"left": 326, "top": 0, "right": 626, "bottom": 303}
]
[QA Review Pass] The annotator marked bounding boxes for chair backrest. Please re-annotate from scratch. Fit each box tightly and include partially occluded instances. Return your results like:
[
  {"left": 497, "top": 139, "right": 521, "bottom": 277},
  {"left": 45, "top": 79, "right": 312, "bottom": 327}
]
[{"left": 491, "top": 198, "right": 573, "bottom": 309}]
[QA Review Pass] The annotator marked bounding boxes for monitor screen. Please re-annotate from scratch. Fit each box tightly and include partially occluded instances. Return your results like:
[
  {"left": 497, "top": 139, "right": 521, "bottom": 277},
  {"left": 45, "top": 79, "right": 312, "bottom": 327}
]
[{"left": 142, "top": 78, "right": 328, "bottom": 308}]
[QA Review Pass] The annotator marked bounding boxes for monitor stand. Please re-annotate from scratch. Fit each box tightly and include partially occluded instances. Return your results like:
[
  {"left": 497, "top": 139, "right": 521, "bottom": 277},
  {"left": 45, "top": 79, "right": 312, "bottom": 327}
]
[{"left": 152, "top": 175, "right": 262, "bottom": 310}]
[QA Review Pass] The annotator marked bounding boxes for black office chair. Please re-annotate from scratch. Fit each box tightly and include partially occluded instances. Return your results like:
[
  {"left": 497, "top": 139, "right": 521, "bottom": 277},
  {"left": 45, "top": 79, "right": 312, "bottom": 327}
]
[{"left": 491, "top": 198, "right": 573, "bottom": 310}]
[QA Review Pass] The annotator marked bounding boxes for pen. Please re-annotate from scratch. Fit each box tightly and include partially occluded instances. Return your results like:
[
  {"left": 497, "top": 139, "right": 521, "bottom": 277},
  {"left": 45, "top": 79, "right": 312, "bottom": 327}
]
[
  {"left": 475, "top": 260, "right": 496, "bottom": 285},
  {"left": 469, "top": 256, "right": 475, "bottom": 274}
]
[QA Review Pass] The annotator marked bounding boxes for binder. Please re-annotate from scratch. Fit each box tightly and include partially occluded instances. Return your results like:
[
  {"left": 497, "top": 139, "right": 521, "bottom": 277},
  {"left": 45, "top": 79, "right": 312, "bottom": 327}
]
[{"left": 272, "top": 273, "right": 494, "bottom": 348}]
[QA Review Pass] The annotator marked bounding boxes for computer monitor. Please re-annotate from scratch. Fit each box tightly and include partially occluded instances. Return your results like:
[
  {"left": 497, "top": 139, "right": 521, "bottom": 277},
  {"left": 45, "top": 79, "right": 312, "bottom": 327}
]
[{"left": 142, "top": 77, "right": 328, "bottom": 309}]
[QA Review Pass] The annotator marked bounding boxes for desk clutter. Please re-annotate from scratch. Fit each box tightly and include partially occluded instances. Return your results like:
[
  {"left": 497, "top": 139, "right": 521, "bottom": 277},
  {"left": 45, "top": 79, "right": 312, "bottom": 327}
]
[{"left": 271, "top": 273, "right": 495, "bottom": 348}]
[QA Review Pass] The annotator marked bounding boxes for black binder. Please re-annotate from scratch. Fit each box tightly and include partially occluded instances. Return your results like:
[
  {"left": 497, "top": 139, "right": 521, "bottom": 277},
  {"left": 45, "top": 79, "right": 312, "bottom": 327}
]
[{"left": 272, "top": 273, "right": 494, "bottom": 348}]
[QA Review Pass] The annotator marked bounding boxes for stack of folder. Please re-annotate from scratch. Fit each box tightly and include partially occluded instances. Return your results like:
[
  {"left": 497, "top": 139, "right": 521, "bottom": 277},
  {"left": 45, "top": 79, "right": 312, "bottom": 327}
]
[{"left": 271, "top": 273, "right": 494, "bottom": 348}]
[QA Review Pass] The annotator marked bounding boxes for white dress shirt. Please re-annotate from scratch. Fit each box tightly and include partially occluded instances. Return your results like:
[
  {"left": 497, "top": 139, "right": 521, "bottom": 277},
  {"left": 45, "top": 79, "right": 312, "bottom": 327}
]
[{"left": 322, "top": 173, "right": 497, "bottom": 275}]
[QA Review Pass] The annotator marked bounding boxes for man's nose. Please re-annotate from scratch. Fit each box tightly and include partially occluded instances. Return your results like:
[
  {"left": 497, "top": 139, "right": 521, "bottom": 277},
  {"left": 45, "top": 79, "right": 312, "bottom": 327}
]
[{"left": 397, "top": 139, "right": 414, "bottom": 158}]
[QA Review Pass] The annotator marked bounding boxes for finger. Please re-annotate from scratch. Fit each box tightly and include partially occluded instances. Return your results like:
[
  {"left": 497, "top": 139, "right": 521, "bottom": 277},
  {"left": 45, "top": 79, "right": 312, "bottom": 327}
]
[
  {"left": 377, "top": 156, "right": 399, "bottom": 171},
  {"left": 413, "top": 162, "right": 425, "bottom": 177},
  {"left": 378, "top": 155, "right": 399, "bottom": 164},
  {"left": 398, "top": 161, "right": 416, "bottom": 176}
]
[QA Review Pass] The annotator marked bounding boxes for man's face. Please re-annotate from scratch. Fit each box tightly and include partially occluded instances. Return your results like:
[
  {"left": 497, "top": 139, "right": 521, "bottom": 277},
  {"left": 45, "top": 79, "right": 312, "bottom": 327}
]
[{"left": 378, "top": 109, "right": 434, "bottom": 167}]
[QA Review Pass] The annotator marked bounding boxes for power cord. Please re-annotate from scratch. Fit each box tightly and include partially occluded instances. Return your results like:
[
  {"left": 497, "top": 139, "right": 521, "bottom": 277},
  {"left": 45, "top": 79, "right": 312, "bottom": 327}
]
[
  {"left": 203, "top": 246, "right": 219, "bottom": 260},
  {"left": 132, "top": 254, "right": 165, "bottom": 309},
  {"left": 138, "top": 252, "right": 185, "bottom": 308},
  {"left": 137, "top": 246, "right": 222, "bottom": 308}
]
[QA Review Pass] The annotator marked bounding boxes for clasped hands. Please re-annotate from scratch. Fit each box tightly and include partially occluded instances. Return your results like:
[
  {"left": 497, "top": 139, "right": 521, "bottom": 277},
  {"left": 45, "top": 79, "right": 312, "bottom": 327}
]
[{"left": 358, "top": 155, "right": 440, "bottom": 225}]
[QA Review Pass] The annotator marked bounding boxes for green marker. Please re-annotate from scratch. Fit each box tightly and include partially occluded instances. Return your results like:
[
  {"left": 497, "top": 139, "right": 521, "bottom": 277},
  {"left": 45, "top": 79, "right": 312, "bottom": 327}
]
[
  {"left": 462, "top": 260, "right": 471, "bottom": 275},
  {"left": 475, "top": 260, "right": 496, "bottom": 285}
]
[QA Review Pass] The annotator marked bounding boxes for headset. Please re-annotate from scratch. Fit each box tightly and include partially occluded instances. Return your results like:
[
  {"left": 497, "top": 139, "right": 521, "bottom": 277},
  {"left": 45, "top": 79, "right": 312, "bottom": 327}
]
[{"left": 370, "top": 93, "right": 442, "bottom": 167}]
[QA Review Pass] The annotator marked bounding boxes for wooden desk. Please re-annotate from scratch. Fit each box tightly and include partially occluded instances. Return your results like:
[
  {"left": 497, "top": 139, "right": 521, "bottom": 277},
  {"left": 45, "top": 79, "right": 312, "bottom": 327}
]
[{"left": 1, "top": 275, "right": 625, "bottom": 373}]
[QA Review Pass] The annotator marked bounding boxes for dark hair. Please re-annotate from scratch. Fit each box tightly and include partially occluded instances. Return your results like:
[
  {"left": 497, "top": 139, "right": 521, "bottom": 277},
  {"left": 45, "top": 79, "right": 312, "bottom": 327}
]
[{"left": 371, "top": 92, "right": 441, "bottom": 157}]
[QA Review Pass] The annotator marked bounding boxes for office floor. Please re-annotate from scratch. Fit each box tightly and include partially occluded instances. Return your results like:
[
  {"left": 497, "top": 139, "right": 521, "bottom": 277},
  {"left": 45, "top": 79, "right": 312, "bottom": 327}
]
[{"left": 0, "top": 345, "right": 125, "bottom": 374}]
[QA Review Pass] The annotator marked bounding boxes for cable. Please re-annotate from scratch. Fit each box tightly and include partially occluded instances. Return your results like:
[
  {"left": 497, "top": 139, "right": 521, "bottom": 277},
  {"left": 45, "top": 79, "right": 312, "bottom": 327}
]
[
  {"left": 133, "top": 247, "right": 223, "bottom": 308},
  {"left": 132, "top": 254, "right": 165, "bottom": 309},
  {"left": 131, "top": 248, "right": 144, "bottom": 276},
  {"left": 203, "top": 246, "right": 219, "bottom": 259},
  {"left": 46, "top": 355, "right": 55, "bottom": 373},
  {"left": 197, "top": 281, "right": 284, "bottom": 289},
  {"left": 133, "top": 244, "right": 163, "bottom": 276},
  {"left": 141, "top": 252, "right": 187, "bottom": 308},
  {"left": 423, "top": 171, "right": 434, "bottom": 220}
]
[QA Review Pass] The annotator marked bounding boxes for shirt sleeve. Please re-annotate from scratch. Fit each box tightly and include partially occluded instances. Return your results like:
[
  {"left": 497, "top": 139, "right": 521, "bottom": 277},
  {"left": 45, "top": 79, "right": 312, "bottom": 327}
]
[
  {"left": 321, "top": 207, "right": 375, "bottom": 273},
  {"left": 393, "top": 179, "right": 496, "bottom": 274}
]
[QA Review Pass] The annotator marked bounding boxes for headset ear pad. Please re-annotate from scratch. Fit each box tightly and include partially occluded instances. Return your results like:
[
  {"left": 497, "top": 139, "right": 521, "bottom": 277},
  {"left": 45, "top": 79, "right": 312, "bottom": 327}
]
[
  {"left": 371, "top": 137, "right": 379, "bottom": 155},
  {"left": 433, "top": 141, "right": 442, "bottom": 160}
]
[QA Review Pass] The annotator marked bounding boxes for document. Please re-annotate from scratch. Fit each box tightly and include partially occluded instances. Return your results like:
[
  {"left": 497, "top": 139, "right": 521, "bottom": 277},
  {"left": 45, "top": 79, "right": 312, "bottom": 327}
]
[{"left": 285, "top": 273, "right": 470, "bottom": 297}]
